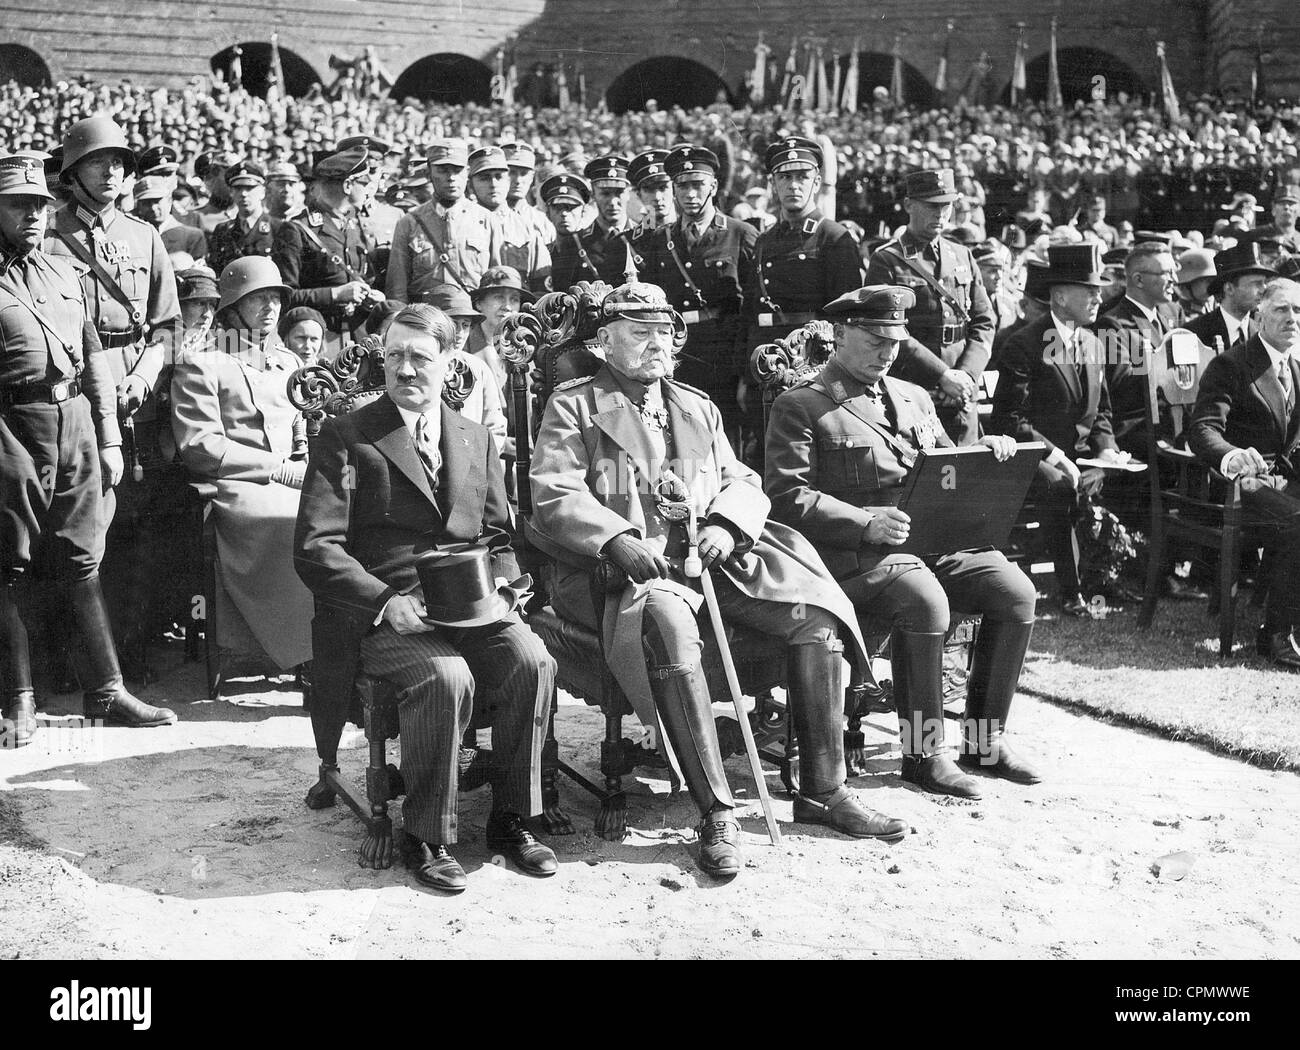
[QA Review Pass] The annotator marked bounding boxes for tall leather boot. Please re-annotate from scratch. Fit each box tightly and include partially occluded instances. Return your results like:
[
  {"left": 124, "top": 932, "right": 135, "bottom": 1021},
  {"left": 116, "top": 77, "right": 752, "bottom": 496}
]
[
  {"left": 892, "top": 630, "right": 981, "bottom": 799},
  {"left": 960, "top": 619, "right": 1041, "bottom": 784},
  {"left": 0, "top": 581, "right": 38, "bottom": 748},
  {"left": 649, "top": 661, "right": 739, "bottom": 878},
  {"left": 788, "top": 639, "right": 908, "bottom": 842},
  {"left": 68, "top": 576, "right": 177, "bottom": 728}
]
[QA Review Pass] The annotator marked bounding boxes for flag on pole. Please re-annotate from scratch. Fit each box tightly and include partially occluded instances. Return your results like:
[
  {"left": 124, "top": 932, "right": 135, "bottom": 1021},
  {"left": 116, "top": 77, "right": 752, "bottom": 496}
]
[
  {"left": 751, "top": 33, "right": 770, "bottom": 106},
  {"left": 830, "top": 52, "right": 842, "bottom": 115},
  {"left": 267, "top": 34, "right": 284, "bottom": 102},
  {"left": 804, "top": 39, "right": 818, "bottom": 111},
  {"left": 229, "top": 45, "right": 243, "bottom": 91},
  {"left": 507, "top": 44, "right": 518, "bottom": 108},
  {"left": 815, "top": 45, "right": 831, "bottom": 113},
  {"left": 577, "top": 59, "right": 587, "bottom": 109},
  {"left": 1046, "top": 18, "right": 1063, "bottom": 110},
  {"left": 935, "top": 20, "right": 952, "bottom": 94},
  {"left": 841, "top": 42, "right": 860, "bottom": 113},
  {"left": 958, "top": 52, "right": 990, "bottom": 108},
  {"left": 1157, "top": 40, "right": 1180, "bottom": 121},
  {"left": 1251, "top": 29, "right": 1266, "bottom": 110},
  {"left": 557, "top": 57, "right": 570, "bottom": 111},
  {"left": 780, "top": 33, "right": 799, "bottom": 106},
  {"left": 890, "top": 34, "right": 904, "bottom": 106},
  {"left": 1010, "top": 28, "right": 1027, "bottom": 106}
]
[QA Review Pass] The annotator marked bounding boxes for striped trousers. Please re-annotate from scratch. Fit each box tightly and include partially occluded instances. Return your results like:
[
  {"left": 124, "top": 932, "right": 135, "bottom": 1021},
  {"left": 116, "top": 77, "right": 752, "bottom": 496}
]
[{"left": 359, "top": 613, "right": 555, "bottom": 845}]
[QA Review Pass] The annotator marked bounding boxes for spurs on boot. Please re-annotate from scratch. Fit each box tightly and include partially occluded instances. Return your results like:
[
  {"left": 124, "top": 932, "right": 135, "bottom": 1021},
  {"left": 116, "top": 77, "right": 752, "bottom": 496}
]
[
  {"left": 696, "top": 809, "right": 742, "bottom": 879},
  {"left": 0, "top": 691, "right": 38, "bottom": 748},
  {"left": 793, "top": 786, "right": 908, "bottom": 842},
  {"left": 960, "top": 618, "right": 1041, "bottom": 784},
  {"left": 901, "top": 752, "right": 983, "bottom": 799},
  {"left": 486, "top": 811, "right": 557, "bottom": 877},
  {"left": 68, "top": 577, "right": 177, "bottom": 728},
  {"left": 400, "top": 831, "right": 467, "bottom": 892}
]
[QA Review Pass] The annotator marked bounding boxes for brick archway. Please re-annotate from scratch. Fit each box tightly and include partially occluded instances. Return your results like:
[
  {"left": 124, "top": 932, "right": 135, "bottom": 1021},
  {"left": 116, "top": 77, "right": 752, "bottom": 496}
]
[
  {"left": 390, "top": 53, "right": 493, "bottom": 105},
  {"left": 1000, "top": 47, "right": 1150, "bottom": 105},
  {"left": 210, "top": 42, "right": 320, "bottom": 99},
  {"left": 0, "top": 43, "right": 52, "bottom": 88},
  {"left": 605, "top": 56, "right": 733, "bottom": 113}
]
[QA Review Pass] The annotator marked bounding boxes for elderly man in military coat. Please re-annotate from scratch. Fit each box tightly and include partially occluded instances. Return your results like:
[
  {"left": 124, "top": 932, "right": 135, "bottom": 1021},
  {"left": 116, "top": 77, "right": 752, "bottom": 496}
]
[
  {"left": 765, "top": 286, "right": 1042, "bottom": 799},
  {"left": 530, "top": 282, "right": 907, "bottom": 880}
]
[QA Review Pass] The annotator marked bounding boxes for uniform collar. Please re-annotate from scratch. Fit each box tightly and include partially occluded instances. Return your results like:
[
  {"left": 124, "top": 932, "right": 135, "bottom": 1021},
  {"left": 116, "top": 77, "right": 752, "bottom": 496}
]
[
  {"left": 779, "top": 207, "right": 823, "bottom": 231},
  {"left": 818, "top": 357, "right": 872, "bottom": 401},
  {"left": 75, "top": 202, "right": 118, "bottom": 231},
  {"left": 901, "top": 228, "right": 940, "bottom": 255}
]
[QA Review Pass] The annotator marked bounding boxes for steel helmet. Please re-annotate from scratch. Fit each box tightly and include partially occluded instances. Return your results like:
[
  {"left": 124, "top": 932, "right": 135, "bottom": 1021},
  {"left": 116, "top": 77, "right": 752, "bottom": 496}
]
[
  {"left": 60, "top": 116, "right": 137, "bottom": 181},
  {"left": 216, "top": 256, "right": 290, "bottom": 315}
]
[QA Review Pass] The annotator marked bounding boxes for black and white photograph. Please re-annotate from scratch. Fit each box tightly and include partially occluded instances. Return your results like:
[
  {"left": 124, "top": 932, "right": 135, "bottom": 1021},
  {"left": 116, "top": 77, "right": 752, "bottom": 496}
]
[{"left": 0, "top": 0, "right": 1296, "bottom": 997}]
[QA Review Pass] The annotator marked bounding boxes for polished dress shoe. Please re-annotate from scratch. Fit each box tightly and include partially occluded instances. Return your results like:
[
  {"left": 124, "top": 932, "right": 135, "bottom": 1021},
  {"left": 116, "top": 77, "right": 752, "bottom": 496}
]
[
  {"left": 695, "top": 811, "right": 741, "bottom": 879},
  {"left": 1257, "top": 628, "right": 1300, "bottom": 672},
  {"left": 486, "top": 811, "right": 557, "bottom": 877},
  {"left": 793, "top": 786, "right": 907, "bottom": 843},
  {"left": 959, "top": 739, "right": 1042, "bottom": 784},
  {"left": 901, "top": 753, "right": 982, "bottom": 799},
  {"left": 400, "top": 832, "right": 467, "bottom": 893}
]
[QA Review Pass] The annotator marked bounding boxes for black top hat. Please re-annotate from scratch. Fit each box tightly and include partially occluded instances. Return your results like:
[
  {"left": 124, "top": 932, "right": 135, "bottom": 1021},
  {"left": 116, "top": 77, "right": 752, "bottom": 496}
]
[
  {"left": 417, "top": 545, "right": 530, "bottom": 629},
  {"left": 1043, "top": 243, "right": 1105, "bottom": 288},
  {"left": 1022, "top": 260, "right": 1052, "bottom": 304},
  {"left": 1208, "top": 241, "right": 1277, "bottom": 297}
]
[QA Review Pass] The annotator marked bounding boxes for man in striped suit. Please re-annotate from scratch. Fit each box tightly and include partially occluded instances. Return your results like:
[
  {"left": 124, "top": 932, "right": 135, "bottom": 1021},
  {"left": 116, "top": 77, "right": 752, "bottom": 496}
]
[{"left": 295, "top": 303, "right": 558, "bottom": 892}]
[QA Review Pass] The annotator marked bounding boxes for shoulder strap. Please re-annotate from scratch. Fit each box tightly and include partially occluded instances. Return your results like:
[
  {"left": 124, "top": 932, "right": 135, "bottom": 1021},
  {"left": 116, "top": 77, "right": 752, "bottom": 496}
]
[
  {"left": 663, "top": 224, "right": 707, "bottom": 307},
  {"left": 411, "top": 210, "right": 470, "bottom": 293},
  {"left": 876, "top": 242, "right": 970, "bottom": 324},
  {"left": 807, "top": 377, "right": 919, "bottom": 464},
  {"left": 292, "top": 217, "right": 325, "bottom": 253},
  {"left": 0, "top": 277, "right": 78, "bottom": 360},
  {"left": 55, "top": 228, "right": 143, "bottom": 325}
]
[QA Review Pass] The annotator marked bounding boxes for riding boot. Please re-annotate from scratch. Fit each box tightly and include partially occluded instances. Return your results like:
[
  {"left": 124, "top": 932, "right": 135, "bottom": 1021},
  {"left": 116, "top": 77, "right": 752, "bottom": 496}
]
[
  {"left": 892, "top": 629, "right": 981, "bottom": 799},
  {"left": 0, "top": 581, "right": 38, "bottom": 747},
  {"left": 960, "top": 619, "right": 1041, "bottom": 784},
  {"left": 788, "top": 639, "right": 908, "bottom": 841},
  {"left": 68, "top": 576, "right": 177, "bottom": 728},
  {"left": 648, "top": 661, "right": 739, "bottom": 878}
]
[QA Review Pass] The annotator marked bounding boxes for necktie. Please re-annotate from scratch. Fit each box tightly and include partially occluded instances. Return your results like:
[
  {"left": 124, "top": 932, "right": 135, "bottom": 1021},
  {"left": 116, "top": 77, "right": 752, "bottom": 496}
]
[
  {"left": 1280, "top": 360, "right": 1294, "bottom": 413},
  {"left": 415, "top": 414, "right": 441, "bottom": 486}
]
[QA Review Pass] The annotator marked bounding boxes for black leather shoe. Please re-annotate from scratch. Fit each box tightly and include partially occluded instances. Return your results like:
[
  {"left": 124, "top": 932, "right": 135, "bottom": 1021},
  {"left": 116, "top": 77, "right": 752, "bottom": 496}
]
[
  {"left": 400, "top": 832, "right": 467, "bottom": 892},
  {"left": 793, "top": 786, "right": 907, "bottom": 842},
  {"left": 1258, "top": 629, "right": 1300, "bottom": 672},
  {"left": 960, "top": 739, "right": 1043, "bottom": 784},
  {"left": 901, "top": 753, "right": 982, "bottom": 799},
  {"left": 1164, "top": 575, "right": 1209, "bottom": 601},
  {"left": 486, "top": 811, "right": 557, "bottom": 877},
  {"left": 695, "top": 812, "right": 741, "bottom": 879},
  {"left": 84, "top": 690, "right": 177, "bottom": 727}
]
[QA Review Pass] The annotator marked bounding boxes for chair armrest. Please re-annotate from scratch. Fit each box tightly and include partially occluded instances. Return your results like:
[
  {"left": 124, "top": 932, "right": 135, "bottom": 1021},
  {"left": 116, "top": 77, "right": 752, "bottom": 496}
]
[{"left": 1155, "top": 440, "right": 1197, "bottom": 461}]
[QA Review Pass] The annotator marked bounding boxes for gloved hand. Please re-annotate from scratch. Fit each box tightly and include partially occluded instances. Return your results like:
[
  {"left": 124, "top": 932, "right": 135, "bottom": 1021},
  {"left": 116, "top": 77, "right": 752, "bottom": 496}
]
[
  {"left": 696, "top": 523, "right": 737, "bottom": 568},
  {"left": 117, "top": 375, "right": 148, "bottom": 417},
  {"left": 271, "top": 458, "right": 306, "bottom": 489},
  {"left": 603, "top": 532, "right": 669, "bottom": 584}
]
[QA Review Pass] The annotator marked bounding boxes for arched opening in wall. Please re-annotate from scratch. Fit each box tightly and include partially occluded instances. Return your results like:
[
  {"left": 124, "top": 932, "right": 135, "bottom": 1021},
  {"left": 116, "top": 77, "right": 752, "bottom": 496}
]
[
  {"left": 0, "top": 44, "right": 52, "bottom": 88},
  {"left": 210, "top": 42, "right": 320, "bottom": 99},
  {"left": 390, "top": 54, "right": 493, "bottom": 104},
  {"left": 605, "top": 57, "right": 733, "bottom": 114},
  {"left": 832, "top": 51, "right": 937, "bottom": 109},
  {"left": 999, "top": 47, "right": 1149, "bottom": 106}
]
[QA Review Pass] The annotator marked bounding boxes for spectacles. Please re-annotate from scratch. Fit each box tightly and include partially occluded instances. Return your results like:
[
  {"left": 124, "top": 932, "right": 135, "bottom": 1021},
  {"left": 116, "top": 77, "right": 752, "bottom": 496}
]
[{"left": 1134, "top": 270, "right": 1177, "bottom": 279}]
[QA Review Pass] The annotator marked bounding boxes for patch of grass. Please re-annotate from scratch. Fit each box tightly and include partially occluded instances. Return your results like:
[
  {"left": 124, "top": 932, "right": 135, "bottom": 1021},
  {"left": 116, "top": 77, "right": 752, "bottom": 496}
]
[
  {"left": 1024, "top": 598, "right": 1300, "bottom": 771},
  {"left": 0, "top": 793, "right": 45, "bottom": 851}
]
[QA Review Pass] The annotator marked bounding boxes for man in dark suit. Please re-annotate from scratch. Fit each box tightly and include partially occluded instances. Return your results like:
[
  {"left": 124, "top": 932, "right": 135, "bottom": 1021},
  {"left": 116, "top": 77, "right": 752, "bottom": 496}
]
[
  {"left": 1187, "top": 242, "right": 1276, "bottom": 354},
  {"left": 295, "top": 303, "right": 558, "bottom": 891},
  {"left": 766, "top": 286, "right": 1043, "bottom": 798},
  {"left": 991, "top": 244, "right": 1133, "bottom": 615},
  {"left": 1187, "top": 278, "right": 1300, "bottom": 670}
]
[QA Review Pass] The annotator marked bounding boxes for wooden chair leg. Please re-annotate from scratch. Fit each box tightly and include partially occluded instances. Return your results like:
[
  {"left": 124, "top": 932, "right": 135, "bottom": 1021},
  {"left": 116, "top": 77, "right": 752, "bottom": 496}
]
[
  {"left": 1139, "top": 510, "right": 1164, "bottom": 630},
  {"left": 1219, "top": 519, "right": 1241, "bottom": 660},
  {"left": 202, "top": 517, "right": 222, "bottom": 701},
  {"left": 595, "top": 708, "right": 628, "bottom": 841},
  {"left": 359, "top": 708, "right": 394, "bottom": 870},
  {"left": 540, "top": 696, "right": 575, "bottom": 835}
]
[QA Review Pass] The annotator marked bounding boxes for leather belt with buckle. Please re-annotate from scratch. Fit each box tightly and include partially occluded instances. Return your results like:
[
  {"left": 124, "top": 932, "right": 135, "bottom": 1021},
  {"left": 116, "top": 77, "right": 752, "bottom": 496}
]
[
  {"left": 756, "top": 311, "right": 819, "bottom": 327},
  {"left": 681, "top": 306, "right": 721, "bottom": 325},
  {"left": 914, "top": 323, "right": 967, "bottom": 345},
  {"left": 98, "top": 329, "right": 143, "bottom": 349},
  {"left": 0, "top": 376, "right": 83, "bottom": 406}
]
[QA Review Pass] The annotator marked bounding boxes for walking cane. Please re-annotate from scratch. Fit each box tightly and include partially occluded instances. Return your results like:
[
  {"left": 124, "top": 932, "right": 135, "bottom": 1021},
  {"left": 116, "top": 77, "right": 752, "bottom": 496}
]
[{"left": 656, "top": 474, "right": 782, "bottom": 845}]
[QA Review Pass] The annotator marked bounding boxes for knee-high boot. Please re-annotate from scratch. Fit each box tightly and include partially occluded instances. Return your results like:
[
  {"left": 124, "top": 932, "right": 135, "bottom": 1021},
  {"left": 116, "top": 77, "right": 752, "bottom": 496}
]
[
  {"left": 788, "top": 639, "right": 908, "bottom": 841},
  {"left": 0, "top": 580, "right": 38, "bottom": 747},
  {"left": 891, "top": 630, "right": 982, "bottom": 799},
  {"left": 68, "top": 576, "right": 177, "bottom": 728},
  {"left": 959, "top": 619, "right": 1041, "bottom": 784}
]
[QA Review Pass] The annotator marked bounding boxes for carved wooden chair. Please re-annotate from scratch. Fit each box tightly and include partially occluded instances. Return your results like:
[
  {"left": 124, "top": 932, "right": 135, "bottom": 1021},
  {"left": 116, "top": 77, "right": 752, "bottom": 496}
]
[
  {"left": 1137, "top": 328, "right": 1245, "bottom": 656},
  {"left": 287, "top": 337, "right": 572, "bottom": 869},
  {"left": 748, "top": 322, "right": 984, "bottom": 771},
  {"left": 499, "top": 282, "right": 795, "bottom": 840}
]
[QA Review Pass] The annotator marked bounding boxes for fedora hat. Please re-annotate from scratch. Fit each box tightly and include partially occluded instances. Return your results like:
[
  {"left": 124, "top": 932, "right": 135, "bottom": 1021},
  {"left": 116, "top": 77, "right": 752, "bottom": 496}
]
[
  {"left": 417, "top": 545, "right": 530, "bottom": 629},
  {"left": 1207, "top": 241, "right": 1277, "bottom": 297}
]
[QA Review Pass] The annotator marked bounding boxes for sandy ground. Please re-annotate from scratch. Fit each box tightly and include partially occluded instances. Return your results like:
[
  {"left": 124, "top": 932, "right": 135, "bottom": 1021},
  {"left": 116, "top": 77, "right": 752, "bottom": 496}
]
[{"left": 2, "top": 645, "right": 1299, "bottom": 961}]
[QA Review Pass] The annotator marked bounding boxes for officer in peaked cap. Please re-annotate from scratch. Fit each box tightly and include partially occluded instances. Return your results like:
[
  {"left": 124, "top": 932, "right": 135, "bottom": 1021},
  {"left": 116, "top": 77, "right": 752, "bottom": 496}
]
[
  {"left": 636, "top": 143, "right": 757, "bottom": 441},
  {"left": 0, "top": 153, "right": 178, "bottom": 741},
  {"left": 264, "top": 160, "right": 306, "bottom": 223},
  {"left": 1244, "top": 185, "right": 1300, "bottom": 257},
  {"left": 386, "top": 138, "right": 493, "bottom": 305},
  {"left": 747, "top": 134, "right": 863, "bottom": 390},
  {"left": 548, "top": 155, "right": 636, "bottom": 293},
  {"left": 468, "top": 146, "right": 551, "bottom": 295},
  {"left": 766, "top": 284, "right": 1043, "bottom": 799},
  {"left": 539, "top": 171, "right": 592, "bottom": 251},
  {"left": 208, "top": 160, "right": 283, "bottom": 278},
  {"left": 864, "top": 168, "right": 997, "bottom": 445},
  {"left": 628, "top": 148, "right": 676, "bottom": 237},
  {"left": 502, "top": 141, "right": 555, "bottom": 246},
  {"left": 138, "top": 144, "right": 180, "bottom": 178},
  {"left": 191, "top": 150, "right": 240, "bottom": 234},
  {"left": 331, "top": 137, "right": 388, "bottom": 266},
  {"left": 273, "top": 144, "right": 387, "bottom": 348},
  {"left": 132, "top": 175, "right": 208, "bottom": 263}
]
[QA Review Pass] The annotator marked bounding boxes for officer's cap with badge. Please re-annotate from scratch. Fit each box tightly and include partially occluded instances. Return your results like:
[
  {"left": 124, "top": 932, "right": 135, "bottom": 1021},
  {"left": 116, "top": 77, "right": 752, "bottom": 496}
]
[
  {"left": 468, "top": 146, "right": 510, "bottom": 179},
  {"left": 0, "top": 153, "right": 54, "bottom": 201},
  {"left": 335, "top": 135, "right": 392, "bottom": 162},
  {"left": 664, "top": 144, "right": 719, "bottom": 181},
  {"left": 540, "top": 172, "right": 591, "bottom": 208},
  {"left": 132, "top": 175, "right": 171, "bottom": 202},
  {"left": 312, "top": 144, "right": 370, "bottom": 182},
  {"left": 764, "top": 136, "right": 822, "bottom": 175},
  {"left": 583, "top": 155, "right": 630, "bottom": 190},
  {"left": 426, "top": 138, "right": 469, "bottom": 169},
  {"left": 822, "top": 285, "right": 916, "bottom": 340},
  {"left": 138, "top": 143, "right": 180, "bottom": 177},
  {"left": 59, "top": 116, "right": 137, "bottom": 181},
  {"left": 502, "top": 142, "right": 537, "bottom": 171},
  {"left": 628, "top": 149, "right": 671, "bottom": 189},
  {"left": 903, "top": 167, "right": 961, "bottom": 204},
  {"left": 265, "top": 160, "right": 303, "bottom": 184},
  {"left": 193, "top": 150, "right": 239, "bottom": 179},
  {"left": 225, "top": 160, "right": 266, "bottom": 189}
]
